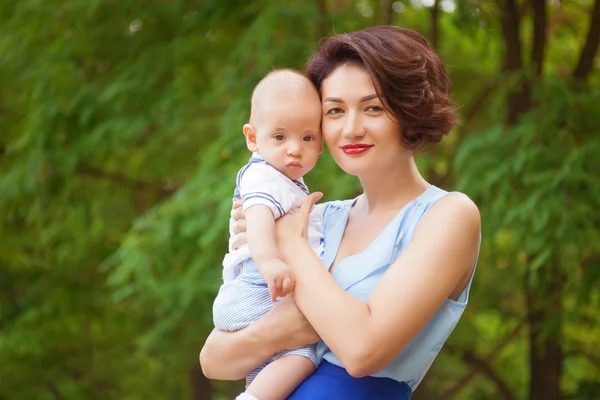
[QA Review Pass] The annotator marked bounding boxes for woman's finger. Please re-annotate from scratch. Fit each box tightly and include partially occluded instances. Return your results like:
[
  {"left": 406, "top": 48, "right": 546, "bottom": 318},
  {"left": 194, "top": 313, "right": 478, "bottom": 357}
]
[
  {"left": 231, "top": 204, "right": 245, "bottom": 221},
  {"left": 232, "top": 219, "right": 246, "bottom": 234},
  {"left": 232, "top": 199, "right": 243, "bottom": 210},
  {"left": 230, "top": 232, "right": 247, "bottom": 250},
  {"left": 300, "top": 192, "right": 323, "bottom": 217}
]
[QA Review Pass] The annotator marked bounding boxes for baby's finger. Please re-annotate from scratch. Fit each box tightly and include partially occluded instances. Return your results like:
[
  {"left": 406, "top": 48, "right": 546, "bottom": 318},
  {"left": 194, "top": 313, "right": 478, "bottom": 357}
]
[
  {"left": 275, "top": 276, "right": 284, "bottom": 300},
  {"left": 281, "top": 276, "right": 295, "bottom": 295},
  {"left": 269, "top": 283, "right": 278, "bottom": 303}
]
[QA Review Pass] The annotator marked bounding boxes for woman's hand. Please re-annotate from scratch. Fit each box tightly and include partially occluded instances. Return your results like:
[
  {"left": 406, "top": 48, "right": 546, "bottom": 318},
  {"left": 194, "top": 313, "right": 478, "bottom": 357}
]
[
  {"left": 230, "top": 199, "right": 247, "bottom": 249},
  {"left": 262, "top": 295, "right": 320, "bottom": 350},
  {"left": 275, "top": 192, "right": 322, "bottom": 248}
]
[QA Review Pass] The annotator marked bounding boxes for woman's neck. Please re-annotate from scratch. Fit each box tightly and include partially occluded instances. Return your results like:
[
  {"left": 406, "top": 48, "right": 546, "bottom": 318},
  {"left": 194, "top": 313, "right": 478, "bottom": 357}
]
[{"left": 357, "top": 155, "right": 429, "bottom": 214}]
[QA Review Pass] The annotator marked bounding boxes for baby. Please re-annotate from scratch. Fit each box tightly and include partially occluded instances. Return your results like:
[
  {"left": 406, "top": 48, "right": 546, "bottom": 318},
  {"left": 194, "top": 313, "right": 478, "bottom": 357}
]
[{"left": 212, "top": 69, "right": 324, "bottom": 400}]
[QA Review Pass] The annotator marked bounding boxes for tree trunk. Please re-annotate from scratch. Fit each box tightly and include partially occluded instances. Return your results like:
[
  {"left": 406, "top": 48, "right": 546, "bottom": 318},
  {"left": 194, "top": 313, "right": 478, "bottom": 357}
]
[
  {"left": 410, "top": 372, "right": 435, "bottom": 400},
  {"left": 188, "top": 364, "right": 213, "bottom": 400},
  {"left": 316, "top": 0, "right": 328, "bottom": 42},
  {"left": 500, "top": 0, "right": 531, "bottom": 126},
  {"left": 525, "top": 267, "right": 564, "bottom": 400},
  {"left": 573, "top": 0, "right": 600, "bottom": 81},
  {"left": 531, "top": 0, "right": 547, "bottom": 76},
  {"left": 429, "top": 0, "right": 441, "bottom": 50},
  {"left": 499, "top": 2, "right": 565, "bottom": 399},
  {"left": 374, "top": 0, "right": 395, "bottom": 25}
]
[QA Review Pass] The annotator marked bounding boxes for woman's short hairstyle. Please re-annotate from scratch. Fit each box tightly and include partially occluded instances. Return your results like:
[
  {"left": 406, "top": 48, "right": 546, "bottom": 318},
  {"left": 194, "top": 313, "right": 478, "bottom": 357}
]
[{"left": 306, "top": 26, "right": 459, "bottom": 152}]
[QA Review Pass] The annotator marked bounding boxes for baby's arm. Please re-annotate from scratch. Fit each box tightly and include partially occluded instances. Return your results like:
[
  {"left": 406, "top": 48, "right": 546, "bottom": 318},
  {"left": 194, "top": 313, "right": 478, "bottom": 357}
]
[{"left": 246, "top": 205, "right": 296, "bottom": 301}]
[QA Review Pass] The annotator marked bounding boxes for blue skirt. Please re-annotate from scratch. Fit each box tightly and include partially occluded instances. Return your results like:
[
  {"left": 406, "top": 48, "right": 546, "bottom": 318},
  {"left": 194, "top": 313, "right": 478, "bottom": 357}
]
[{"left": 288, "top": 360, "right": 412, "bottom": 399}]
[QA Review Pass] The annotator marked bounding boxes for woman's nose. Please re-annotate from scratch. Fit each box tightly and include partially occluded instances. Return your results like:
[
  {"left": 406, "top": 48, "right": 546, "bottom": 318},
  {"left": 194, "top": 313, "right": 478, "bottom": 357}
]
[{"left": 342, "top": 111, "right": 364, "bottom": 139}]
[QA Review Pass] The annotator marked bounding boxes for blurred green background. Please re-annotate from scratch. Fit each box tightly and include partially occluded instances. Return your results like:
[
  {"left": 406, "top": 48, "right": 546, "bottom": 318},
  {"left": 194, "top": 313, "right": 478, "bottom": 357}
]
[{"left": 1, "top": 0, "right": 599, "bottom": 399}]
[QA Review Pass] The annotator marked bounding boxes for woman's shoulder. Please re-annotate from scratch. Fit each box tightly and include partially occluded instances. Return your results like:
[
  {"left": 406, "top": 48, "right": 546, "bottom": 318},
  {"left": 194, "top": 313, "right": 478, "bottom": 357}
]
[
  {"left": 427, "top": 190, "right": 480, "bottom": 221},
  {"left": 411, "top": 187, "right": 480, "bottom": 250},
  {"left": 416, "top": 186, "right": 479, "bottom": 217},
  {"left": 415, "top": 190, "right": 481, "bottom": 252}
]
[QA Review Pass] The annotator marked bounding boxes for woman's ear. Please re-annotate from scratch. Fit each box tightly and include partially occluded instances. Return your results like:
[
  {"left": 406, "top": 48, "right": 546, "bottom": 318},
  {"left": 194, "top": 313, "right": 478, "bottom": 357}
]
[{"left": 243, "top": 124, "right": 258, "bottom": 152}]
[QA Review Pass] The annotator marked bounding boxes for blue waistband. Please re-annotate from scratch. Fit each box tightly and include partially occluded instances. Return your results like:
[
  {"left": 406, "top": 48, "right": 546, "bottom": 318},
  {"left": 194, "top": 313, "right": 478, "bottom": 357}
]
[{"left": 288, "top": 360, "right": 412, "bottom": 399}]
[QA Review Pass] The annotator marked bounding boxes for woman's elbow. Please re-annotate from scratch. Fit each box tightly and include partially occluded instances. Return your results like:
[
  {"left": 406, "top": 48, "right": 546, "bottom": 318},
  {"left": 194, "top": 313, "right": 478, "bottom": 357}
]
[
  {"left": 199, "top": 344, "right": 248, "bottom": 381},
  {"left": 199, "top": 346, "right": 217, "bottom": 379},
  {"left": 341, "top": 348, "right": 386, "bottom": 378},
  {"left": 345, "top": 360, "right": 378, "bottom": 379}
]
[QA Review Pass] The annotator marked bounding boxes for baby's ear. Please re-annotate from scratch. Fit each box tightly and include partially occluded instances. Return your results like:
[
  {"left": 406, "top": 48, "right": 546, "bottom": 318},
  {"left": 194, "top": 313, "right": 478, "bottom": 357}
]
[{"left": 243, "top": 124, "right": 258, "bottom": 152}]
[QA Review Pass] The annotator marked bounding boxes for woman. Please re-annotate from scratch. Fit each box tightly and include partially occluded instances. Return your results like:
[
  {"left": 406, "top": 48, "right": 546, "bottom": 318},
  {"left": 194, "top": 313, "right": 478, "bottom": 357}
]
[{"left": 200, "top": 26, "right": 481, "bottom": 399}]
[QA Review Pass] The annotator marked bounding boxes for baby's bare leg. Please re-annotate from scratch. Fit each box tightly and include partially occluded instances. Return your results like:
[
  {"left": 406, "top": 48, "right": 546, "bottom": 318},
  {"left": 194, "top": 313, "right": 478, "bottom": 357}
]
[{"left": 244, "top": 355, "right": 315, "bottom": 400}]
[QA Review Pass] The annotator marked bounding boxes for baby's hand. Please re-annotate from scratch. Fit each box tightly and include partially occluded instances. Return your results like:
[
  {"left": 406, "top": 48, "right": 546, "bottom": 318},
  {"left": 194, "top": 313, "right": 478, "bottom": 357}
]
[{"left": 261, "top": 259, "right": 296, "bottom": 302}]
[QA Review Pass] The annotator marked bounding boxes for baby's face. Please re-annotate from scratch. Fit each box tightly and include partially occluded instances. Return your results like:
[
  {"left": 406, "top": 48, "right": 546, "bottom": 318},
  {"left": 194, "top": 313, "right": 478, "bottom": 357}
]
[{"left": 253, "top": 92, "right": 322, "bottom": 181}]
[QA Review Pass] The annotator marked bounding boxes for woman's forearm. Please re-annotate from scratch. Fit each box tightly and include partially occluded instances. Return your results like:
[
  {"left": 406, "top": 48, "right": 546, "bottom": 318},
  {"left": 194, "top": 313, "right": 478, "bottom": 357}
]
[
  {"left": 282, "top": 238, "right": 374, "bottom": 372},
  {"left": 200, "top": 325, "right": 275, "bottom": 380}
]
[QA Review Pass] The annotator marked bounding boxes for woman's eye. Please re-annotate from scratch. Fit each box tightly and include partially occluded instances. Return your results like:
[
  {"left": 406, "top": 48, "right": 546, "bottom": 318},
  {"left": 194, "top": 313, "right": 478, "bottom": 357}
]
[
  {"left": 366, "top": 105, "right": 383, "bottom": 112},
  {"left": 274, "top": 134, "right": 285, "bottom": 141},
  {"left": 303, "top": 136, "right": 314, "bottom": 142}
]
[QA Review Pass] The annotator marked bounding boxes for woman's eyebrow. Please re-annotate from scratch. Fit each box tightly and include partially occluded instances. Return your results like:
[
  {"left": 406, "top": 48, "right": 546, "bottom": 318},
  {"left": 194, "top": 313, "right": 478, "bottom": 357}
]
[
  {"left": 323, "top": 94, "right": 378, "bottom": 103},
  {"left": 360, "top": 94, "right": 378, "bottom": 102}
]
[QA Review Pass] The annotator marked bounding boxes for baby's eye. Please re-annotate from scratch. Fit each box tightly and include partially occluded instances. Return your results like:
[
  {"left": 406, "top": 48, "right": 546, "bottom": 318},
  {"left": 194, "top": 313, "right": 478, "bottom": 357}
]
[
  {"left": 303, "top": 136, "right": 314, "bottom": 142},
  {"left": 274, "top": 134, "right": 285, "bottom": 141},
  {"left": 325, "top": 107, "right": 343, "bottom": 115}
]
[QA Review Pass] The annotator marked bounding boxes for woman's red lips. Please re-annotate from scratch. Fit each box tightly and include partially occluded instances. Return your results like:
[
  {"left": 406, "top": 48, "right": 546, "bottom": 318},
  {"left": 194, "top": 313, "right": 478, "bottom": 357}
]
[{"left": 341, "top": 144, "right": 373, "bottom": 155}]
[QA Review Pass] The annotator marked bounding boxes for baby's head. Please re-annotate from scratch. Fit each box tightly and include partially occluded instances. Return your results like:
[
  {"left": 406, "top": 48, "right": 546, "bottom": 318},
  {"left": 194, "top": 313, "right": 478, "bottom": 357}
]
[{"left": 243, "top": 69, "right": 322, "bottom": 181}]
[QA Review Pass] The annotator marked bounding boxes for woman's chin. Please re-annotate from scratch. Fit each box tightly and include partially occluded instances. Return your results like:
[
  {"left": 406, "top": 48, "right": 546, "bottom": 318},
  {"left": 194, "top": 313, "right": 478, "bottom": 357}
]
[{"left": 337, "top": 163, "right": 367, "bottom": 177}]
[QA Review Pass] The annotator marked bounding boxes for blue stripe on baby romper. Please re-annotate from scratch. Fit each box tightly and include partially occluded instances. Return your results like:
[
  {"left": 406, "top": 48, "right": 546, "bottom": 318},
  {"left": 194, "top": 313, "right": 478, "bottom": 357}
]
[{"left": 242, "top": 192, "right": 285, "bottom": 217}]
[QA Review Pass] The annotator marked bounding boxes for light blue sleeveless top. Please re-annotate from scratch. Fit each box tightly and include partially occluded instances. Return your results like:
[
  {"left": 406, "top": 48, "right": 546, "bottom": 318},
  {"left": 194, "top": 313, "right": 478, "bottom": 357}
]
[{"left": 316, "top": 185, "right": 478, "bottom": 391}]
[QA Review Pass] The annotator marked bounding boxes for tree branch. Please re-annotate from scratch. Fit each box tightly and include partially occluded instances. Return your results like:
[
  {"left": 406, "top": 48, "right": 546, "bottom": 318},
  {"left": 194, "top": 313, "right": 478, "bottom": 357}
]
[
  {"left": 461, "top": 350, "right": 518, "bottom": 400},
  {"left": 547, "top": 3, "right": 566, "bottom": 38},
  {"left": 573, "top": 0, "right": 600, "bottom": 81},
  {"left": 462, "top": 79, "right": 501, "bottom": 127},
  {"left": 442, "top": 322, "right": 525, "bottom": 399},
  {"left": 45, "top": 383, "right": 66, "bottom": 400},
  {"left": 77, "top": 167, "right": 179, "bottom": 197},
  {"left": 565, "top": 350, "right": 600, "bottom": 370}
]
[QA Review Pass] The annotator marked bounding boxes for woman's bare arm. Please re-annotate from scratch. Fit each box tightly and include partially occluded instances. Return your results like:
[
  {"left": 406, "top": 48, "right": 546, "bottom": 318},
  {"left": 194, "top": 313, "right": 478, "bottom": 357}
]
[
  {"left": 200, "top": 323, "right": 275, "bottom": 380},
  {"left": 200, "top": 296, "right": 320, "bottom": 380},
  {"left": 277, "top": 193, "right": 481, "bottom": 378}
]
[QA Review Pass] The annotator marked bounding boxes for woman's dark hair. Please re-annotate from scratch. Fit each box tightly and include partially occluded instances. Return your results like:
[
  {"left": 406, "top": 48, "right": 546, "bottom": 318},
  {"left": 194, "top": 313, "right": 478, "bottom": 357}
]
[{"left": 306, "top": 26, "right": 459, "bottom": 152}]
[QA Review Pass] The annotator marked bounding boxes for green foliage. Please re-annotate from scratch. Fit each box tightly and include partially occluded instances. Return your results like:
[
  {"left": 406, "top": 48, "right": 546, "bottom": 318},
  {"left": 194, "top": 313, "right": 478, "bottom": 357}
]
[{"left": 1, "top": 0, "right": 598, "bottom": 399}]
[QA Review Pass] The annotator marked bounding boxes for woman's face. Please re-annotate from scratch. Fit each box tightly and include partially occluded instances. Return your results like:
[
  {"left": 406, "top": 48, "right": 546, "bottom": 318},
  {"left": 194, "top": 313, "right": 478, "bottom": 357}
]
[{"left": 320, "top": 64, "right": 406, "bottom": 177}]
